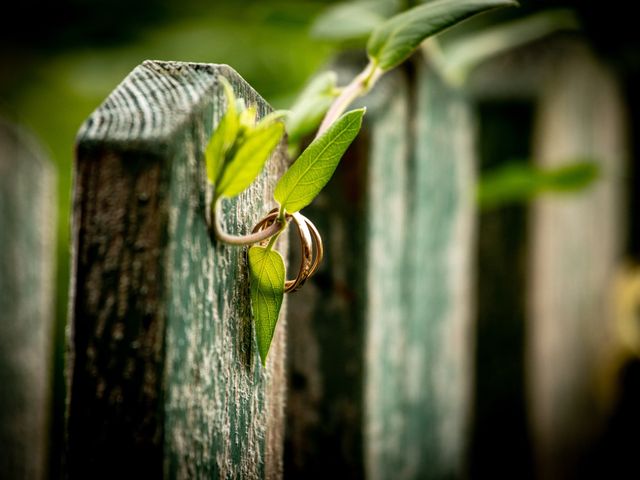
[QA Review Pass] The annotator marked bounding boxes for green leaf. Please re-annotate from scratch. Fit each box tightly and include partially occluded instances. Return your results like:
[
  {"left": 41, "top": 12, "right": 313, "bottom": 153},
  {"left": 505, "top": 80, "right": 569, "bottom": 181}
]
[
  {"left": 285, "top": 71, "right": 339, "bottom": 151},
  {"left": 311, "top": 0, "right": 400, "bottom": 42},
  {"left": 367, "top": 0, "right": 518, "bottom": 71},
  {"left": 248, "top": 246, "right": 285, "bottom": 366},
  {"left": 435, "top": 9, "right": 579, "bottom": 85},
  {"left": 239, "top": 104, "right": 258, "bottom": 129},
  {"left": 477, "top": 160, "right": 599, "bottom": 209},
  {"left": 215, "top": 120, "right": 284, "bottom": 200},
  {"left": 543, "top": 161, "right": 599, "bottom": 191},
  {"left": 275, "top": 108, "right": 365, "bottom": 213},
  {"left": 205, "top": 76, "right": 239, "bottom": 183}
]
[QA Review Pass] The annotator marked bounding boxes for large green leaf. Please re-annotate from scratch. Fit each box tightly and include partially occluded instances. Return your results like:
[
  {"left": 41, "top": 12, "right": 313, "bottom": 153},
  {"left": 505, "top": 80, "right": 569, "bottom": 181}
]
[
  {"left": 477, "top": 160, "right": 599, "bottom": 209},
  {"left": 205, "top": 76, "right": 239, "bottom": 183},
  {"left": 215, "top": 120, "right": 284, "bottom": 200},
  {"left": 367, "top": 0, "right": 518, "bottom": 71},
  {"left": 248, "top": 246, "right": 285, "bottom": 366},
  {"left": 285, "top": 71, "right": 339, "bottom": 151},
  {"left": 275, "top": 108, "right": 365, "bottom": 213}
]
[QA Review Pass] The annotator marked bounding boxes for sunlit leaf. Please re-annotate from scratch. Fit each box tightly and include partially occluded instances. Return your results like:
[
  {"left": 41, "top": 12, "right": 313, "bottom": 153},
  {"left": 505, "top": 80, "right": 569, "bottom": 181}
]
[
  {"left": 239, "top": 104, "right": 258, "bottom": 129},
  {"left": 477, "top": 160, "right": 599, "bottom": 209},
  {"left": 258, "top": 109, "right": 289, "bottom": 126},
  {"left": 248, "top": 246, "right": 285, "bottom": 366},
  {"left": 367, "top": 0, "right": 518, "bottom": 71},
  {"left": 311, "top": 0, "right": 400, "bottom": 42},
  {"left": 275, "top": 108, "right": 365, "bottom": 213},
  {"left": 285, "top": 71, "right": 339, "bottom": 152},
  {"left": 215, "top": 121, "right": 284, "bottom": 200},
  {"left": 205, "top": 76, "right": 239, "bottom": 183}
]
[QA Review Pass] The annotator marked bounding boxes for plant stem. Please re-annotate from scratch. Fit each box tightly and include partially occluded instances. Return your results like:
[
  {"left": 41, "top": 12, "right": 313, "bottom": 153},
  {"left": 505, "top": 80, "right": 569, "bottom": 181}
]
[
  {"left": 266, "top": 209, "right": 288, "bottom": 251},
  {"left": 266, "top": 230, "right": 280, "bottom": 251},
  {"left": 213, "top": 199, "right": 283, "bottom": 246},
  {"left": 316, "top": 60, "right": 383, "bottom": 137}
]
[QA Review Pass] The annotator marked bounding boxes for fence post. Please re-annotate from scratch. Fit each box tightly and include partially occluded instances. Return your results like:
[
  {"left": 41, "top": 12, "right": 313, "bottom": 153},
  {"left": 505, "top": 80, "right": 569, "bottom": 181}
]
[
  {"left": 67, "top": 61, "right": 288, "bottom": 479},
  {"left": 528, "top": 42, "right": 627, "bottom": 478},
  {"left": 285, "top": 58, "right": 475, "bottom": 479},
  {"left": 365, "top": 59, "right": 475, "bottom": 480},
  {"left": 0, "top": 119, "right": 56, "bottom": 480}
]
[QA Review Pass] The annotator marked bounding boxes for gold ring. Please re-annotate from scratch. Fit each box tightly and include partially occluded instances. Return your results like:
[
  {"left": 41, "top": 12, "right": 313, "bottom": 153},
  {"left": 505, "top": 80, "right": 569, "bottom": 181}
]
[
  {"left": 251, "top": 208, "right": 323, "bottom": 293},
  {"left": 301, "top": 213, "right": 323, "bottom": 277}
]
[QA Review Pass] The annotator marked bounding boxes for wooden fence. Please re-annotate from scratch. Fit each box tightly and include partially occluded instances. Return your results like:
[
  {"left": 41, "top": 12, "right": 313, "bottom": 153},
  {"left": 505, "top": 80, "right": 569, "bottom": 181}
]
[
  {"left": 53, "top": 38, "right": 624, "bottom": 479},
  {"left": 64, "top": 57, "right": 475, "bottom": 479}
]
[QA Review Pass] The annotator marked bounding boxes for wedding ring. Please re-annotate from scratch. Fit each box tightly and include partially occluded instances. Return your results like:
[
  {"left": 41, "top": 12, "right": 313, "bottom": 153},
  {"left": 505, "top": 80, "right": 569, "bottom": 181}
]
[{"left": 251, "top": 208, "right": 323, "bottom": 293}]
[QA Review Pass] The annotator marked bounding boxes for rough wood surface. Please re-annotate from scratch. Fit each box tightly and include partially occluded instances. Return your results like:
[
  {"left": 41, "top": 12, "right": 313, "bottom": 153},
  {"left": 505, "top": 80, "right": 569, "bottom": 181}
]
[
  {"left": 0, "top": 119, "right": 56, "bottom": 480},
  {"left": 68, "top": 61, "right": 287, "bottom": 479},
  {"left": 284, "top": 57, "right": 475, "bottom": 479},
  {"left": 528, "top": 43, "right": 626, "bottom": 479}
]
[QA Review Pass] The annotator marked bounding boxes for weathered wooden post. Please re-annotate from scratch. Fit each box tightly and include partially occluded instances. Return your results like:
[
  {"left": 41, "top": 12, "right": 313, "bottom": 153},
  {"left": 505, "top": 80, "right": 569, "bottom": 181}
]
[
  {"left": 0, "top": 119, "right": 56, "bottom": 480},
  {"left": 285, "top": 57, "right": 476, "bottom": 479},
  {"left": 528, "top": 42, "right": 627, "bottom": 479},
  {"left": 67, "top": 61, "right": 288, "bottom": 479}
]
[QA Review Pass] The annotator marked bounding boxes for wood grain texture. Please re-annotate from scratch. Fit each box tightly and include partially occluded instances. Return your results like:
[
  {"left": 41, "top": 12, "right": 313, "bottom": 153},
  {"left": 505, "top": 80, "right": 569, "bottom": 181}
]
[
  {"left": 0, "top": 119, "right": 56, "bottom": 480},
  {"left": 528, "top": 42, "right": 627, "bottom": 479},
  {"left": 284, "top": 57, "right": 475, "bottom": 479},
  {"left": 68, "top": 61, "right": 287, "bottom": 479}
]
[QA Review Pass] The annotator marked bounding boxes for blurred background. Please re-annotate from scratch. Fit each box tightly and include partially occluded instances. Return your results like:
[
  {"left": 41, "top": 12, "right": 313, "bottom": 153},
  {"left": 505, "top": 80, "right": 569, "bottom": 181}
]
[{"left": 1, "top": 0, "right": 639, "bottom": 478}]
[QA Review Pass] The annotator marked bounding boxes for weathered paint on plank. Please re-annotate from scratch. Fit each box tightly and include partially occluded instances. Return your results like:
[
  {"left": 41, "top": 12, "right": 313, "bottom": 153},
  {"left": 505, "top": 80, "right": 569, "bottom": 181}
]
[
  {"left": 528, "top": 42, "right": 626, "bottom": 479},
  {"left": 68, "top": 61, "right": 287, "bottom": 479},
  {"left": 365, "top": 60, "right": 475, "bottom": 480},
  {"left": 0, "top": 119, "right": 56, "bottom": 480}
]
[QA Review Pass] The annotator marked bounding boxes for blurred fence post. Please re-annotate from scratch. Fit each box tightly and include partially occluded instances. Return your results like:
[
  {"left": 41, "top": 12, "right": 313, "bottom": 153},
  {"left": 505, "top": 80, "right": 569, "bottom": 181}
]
[
  {"left": 528, "top": 43, "right": 627, "bottom": 478},
  {"left": 285, "top": 57, "right": 476, "bottom": 479},
  {"left": 0, "top": 119, "right": 56, "bottom": 480},
  {"left": 365, "top": 58, "right": 476, "bottom": 480},
  {"left": 67, "top": 61, "right": 288, "bottom": 479}
]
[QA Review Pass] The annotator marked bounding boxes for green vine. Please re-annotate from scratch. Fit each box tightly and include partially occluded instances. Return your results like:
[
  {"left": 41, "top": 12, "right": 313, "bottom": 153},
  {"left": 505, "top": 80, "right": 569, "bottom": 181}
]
[{"left": 206, "top": 0, "right": 518, "bottom": 366}]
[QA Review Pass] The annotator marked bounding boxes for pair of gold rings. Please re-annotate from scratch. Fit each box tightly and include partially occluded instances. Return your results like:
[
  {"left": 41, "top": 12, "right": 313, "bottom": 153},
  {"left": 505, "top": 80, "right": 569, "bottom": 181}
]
[{"left": 252, "top": 208, "right": 324, "bottom": 293}]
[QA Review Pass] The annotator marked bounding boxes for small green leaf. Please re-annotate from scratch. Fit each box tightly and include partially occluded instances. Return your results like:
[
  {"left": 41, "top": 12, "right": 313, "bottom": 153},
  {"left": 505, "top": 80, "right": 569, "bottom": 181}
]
[
  {"left": 543, "top": 161, "right": 599, "bottom": 191},
  {"left": 239, "top": 104, "right": 258, "bottom": 129},
  {"left": 275, "top": 108, "right": 365, "bottom": 213},
  {"left": 285, "top": 71, "right": 339, "bottom": 151},
  {"left": 258, "top": 109, "right": 289, "bottom": 126},
  {"left": 367, "top": 0, "right": 518, "bottom": 71},
  {"left": 215, "top": 121, "right": 284, "bottom": 200},
  {"left": 248, "top": 246, "right": 285, "bottom": 366},
  {"left": 311, "top": 0, "right": 400, "bottom": 42},
  {"left": 477, "top": 160, "right": 599, "bottom": 209},
  {"left": 205, "top": 76, "right": 239, "bottom": 183}
]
